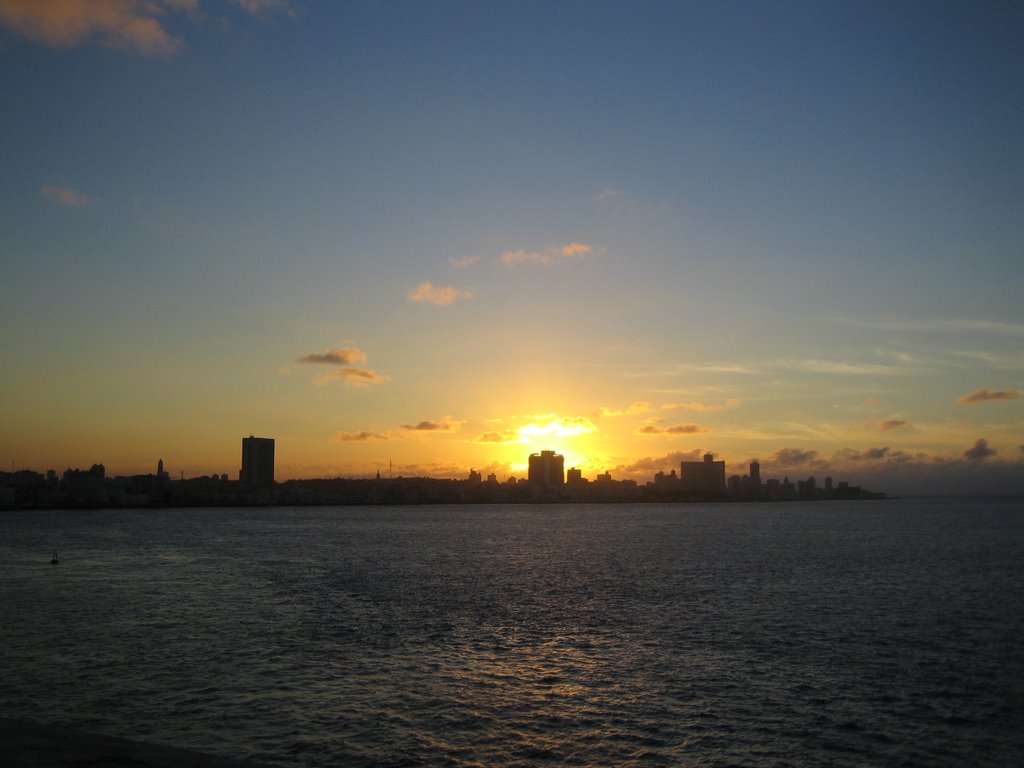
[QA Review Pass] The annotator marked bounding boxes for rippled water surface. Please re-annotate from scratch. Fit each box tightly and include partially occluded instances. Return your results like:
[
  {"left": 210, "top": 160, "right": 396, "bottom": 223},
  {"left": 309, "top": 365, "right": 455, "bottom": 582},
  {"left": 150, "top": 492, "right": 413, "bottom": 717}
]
[{"left": 2, "top": 499, "right": 1023, "bottom": 766}]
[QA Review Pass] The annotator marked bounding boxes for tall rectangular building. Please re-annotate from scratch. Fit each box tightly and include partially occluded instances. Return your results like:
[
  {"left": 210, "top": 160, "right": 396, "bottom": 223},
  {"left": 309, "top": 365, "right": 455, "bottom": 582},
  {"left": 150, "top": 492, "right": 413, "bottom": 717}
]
[
  {"left": 679, "top": 452, "right": 726, "bottom": 494},
  {"left": 240, "top": 435, "right": 275, "bottom": 488},
  {"left": 528, "top": 450, "right": 565, "bottom": 488}
]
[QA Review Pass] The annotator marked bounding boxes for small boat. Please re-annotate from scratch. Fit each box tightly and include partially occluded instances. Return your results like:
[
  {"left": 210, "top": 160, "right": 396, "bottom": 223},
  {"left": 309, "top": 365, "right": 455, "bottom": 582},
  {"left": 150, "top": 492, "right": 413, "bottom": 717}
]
[{"left": 50, "top": 551, "right": 59, "bottom": 565}]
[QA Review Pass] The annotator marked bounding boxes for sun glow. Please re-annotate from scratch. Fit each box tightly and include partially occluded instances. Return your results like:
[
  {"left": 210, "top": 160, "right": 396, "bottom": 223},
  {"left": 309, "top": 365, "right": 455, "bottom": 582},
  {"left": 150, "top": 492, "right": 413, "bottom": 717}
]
[{"left": 516, "top": 416, "right": 596, "bottom": 440}]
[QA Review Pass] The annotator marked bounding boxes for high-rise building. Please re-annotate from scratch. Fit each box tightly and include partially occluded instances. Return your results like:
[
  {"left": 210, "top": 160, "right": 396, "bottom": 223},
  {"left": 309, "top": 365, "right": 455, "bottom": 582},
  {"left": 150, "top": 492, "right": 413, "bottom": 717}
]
[
  {"left": 240, "top": 435, "right": 275, "bottom": 488},
  {"left": 679, "top": 452, "right": 726, "bottom": 494},
  {"left": 528, "top": 450, "right": 564, "bottom": 488}
]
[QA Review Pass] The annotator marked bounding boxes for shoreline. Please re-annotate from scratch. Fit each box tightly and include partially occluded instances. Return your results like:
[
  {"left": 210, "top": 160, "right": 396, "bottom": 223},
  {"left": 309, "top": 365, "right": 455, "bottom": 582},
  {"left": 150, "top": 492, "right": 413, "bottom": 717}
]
[{"left": 0, "top": 718, "right": 274, "bottom": 768}]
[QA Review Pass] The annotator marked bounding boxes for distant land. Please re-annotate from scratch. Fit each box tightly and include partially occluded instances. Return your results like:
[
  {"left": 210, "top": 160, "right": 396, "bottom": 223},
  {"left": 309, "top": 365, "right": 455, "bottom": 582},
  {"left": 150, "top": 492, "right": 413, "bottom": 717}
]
[{"left": 0, "top": 441, "right": 885, "bottom": 509}]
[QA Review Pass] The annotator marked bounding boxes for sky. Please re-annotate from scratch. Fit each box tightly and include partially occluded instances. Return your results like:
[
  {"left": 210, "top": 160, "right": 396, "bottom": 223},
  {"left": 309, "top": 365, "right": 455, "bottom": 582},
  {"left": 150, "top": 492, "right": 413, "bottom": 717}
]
[{"left": 1, "top": 0, "right": 1022, "bottom": 495}]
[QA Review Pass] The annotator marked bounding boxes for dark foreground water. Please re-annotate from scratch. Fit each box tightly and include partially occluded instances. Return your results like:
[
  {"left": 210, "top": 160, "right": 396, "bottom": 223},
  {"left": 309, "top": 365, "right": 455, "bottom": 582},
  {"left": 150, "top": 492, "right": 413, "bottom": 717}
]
[{"left": 1, "top": 499, "right": 1022, "bottom": 766}]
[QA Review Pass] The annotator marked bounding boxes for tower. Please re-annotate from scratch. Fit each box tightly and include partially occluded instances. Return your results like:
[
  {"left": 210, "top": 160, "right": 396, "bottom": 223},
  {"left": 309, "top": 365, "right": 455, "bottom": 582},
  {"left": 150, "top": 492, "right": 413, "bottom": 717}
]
[
  {"left": 240, "top": 435, "right": 275, "bottom": 488},
  {"left": 528, "top": 450, "right": 565, "bottom": 488}
]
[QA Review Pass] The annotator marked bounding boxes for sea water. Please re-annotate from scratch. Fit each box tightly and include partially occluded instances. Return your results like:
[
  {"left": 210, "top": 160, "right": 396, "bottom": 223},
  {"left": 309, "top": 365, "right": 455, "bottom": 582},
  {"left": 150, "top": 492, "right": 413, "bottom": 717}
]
[{"left": 1, "top": 499, "right": 1022, "bottom": 766}]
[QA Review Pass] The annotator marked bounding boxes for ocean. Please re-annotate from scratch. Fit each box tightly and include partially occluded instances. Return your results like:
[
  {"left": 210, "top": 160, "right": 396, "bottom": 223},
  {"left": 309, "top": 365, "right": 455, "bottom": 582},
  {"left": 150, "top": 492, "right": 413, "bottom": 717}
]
[{"left": 1, "top": 499, "right": 1022, "bottom": 766}]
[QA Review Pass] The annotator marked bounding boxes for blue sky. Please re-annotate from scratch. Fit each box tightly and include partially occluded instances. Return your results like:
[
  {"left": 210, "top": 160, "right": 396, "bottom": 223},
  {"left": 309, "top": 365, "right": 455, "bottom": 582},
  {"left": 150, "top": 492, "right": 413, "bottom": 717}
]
[{"left": 1, "top": 0, "right": 1022, "bottom": 494}]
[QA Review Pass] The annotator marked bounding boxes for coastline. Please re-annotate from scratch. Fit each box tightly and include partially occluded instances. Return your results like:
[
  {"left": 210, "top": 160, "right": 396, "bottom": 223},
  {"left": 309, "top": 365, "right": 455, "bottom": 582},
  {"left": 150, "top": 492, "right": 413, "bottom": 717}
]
[{"left": 0, "top": 718, "right": 274, "bottom": 768}]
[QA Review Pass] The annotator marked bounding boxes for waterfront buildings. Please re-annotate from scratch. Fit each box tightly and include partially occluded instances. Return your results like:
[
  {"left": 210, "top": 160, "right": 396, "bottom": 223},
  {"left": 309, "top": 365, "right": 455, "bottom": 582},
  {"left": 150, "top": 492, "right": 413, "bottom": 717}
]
[
  {"left": 240, "top": 435, "right": 275, "bottom": 488},
  {"left": 679, "top": 452, "right": 726, "bottom": 494},
  {"left": 528, "top": 450, "right": 564, "bottom": 494}
]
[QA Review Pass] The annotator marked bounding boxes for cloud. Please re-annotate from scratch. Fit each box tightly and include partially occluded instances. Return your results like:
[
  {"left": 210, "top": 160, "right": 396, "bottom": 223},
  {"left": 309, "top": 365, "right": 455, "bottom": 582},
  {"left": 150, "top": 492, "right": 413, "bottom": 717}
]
[
  {"left": 597, "top": 402, "right": 651, "bottom": 417},
  {"left": 449, "top": 255, "right": 481, "bottom": 269},
  {"left": 619, "top": 450, "right": 704, "bottom": 474},
  {"left": 879, "top": 419, "right": 911, "bottom": 431},
  {"left": 41, "top": 184, "right": 100, "bottom": 207},
  {"left": 401, "top": 416, "right": 464, "bottom": 433},
  {"left": 500, "top": 242, "right": 594, "bottom": 266},
  {"left": 517, "top": 415, "right": 597, "bottom": 439},
  {"left": 333, "top": 431, "right": 389, "bottom": 442},
  {"left": 315, "top": 367, "right": 389, "bottom": 386},
  {"left": 770, "top": 448, "right": 819, "bottom": 467},
  {"left": 856, "top": 318, "right": 1024, "bottom": 337},
  {"left": 956, "top": 388, "right": 1020, "bottom": 404},
  {"left": 296, "top": 345, "right": 388, "bottom": 387},
  {"left": 776, "top": 359, "right": 916, "bottom": 376},
  {"left": 663, "top": 398, "right": 740, "bottom": 413},
  {"left": 595, "top": 187, "right": 623, "bottom": 201},
  {"left": 296, "top": 348, "right": 367, "bottom": 366},
  {"left": 637, "top": 423, "right": 705, "bottom": 436},
  {"left": 0, "top": 0, "right": 185, "bottom": 54},
  {"left": 233, "top": 0, "right": 290, "bottom": 13},
  {"left": 406, "top": 282, "right": 473, "bottom": 306},
  {"left": 963, "top": 438, "right": 996, "bottom": 461},
  {"left": 475, "top": 430, "right": 522, "bottom": 444}
]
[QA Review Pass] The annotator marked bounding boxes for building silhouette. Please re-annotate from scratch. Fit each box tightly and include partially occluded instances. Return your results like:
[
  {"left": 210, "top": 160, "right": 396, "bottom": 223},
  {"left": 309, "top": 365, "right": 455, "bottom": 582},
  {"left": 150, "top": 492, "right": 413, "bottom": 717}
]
[
  {"left": 679, "top": 452, "right": 726, "bottom": 494},
  {"left": 240, "top": 435, "right": 275, "bottom": 488},
  {"left": 528, "top": 450, "right": 564, "bottom": 489}
]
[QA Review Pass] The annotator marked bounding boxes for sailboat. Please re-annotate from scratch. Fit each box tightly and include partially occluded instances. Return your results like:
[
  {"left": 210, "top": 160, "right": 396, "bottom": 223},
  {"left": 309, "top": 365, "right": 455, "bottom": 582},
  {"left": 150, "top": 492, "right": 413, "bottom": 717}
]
[{"left": 50, "top": 551, "right": 59, "bottom": 565}]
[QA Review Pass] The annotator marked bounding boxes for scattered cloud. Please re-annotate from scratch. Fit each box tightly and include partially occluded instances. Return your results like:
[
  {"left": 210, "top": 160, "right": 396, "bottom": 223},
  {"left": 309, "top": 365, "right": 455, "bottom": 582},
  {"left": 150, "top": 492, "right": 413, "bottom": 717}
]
[
  {"left": 449, "top": 255, "right": 481, "bottom": 269},
  {"left": 517, "top": 415, "right": 597, "bottom": 439},
  {"left": 956, "top": 388, "right": 1020, "bottom": 404},
  {"left": 317, "top": 368, "right": 388, "bottom": 386},
  {"left": 963, "top": 438, "right": 996, "bottom": 461},
  {"left": 475, "top": 430, "right": 522, "bottom": 444},
  {"left": 41, "top": 184, "right": 100, "bottom": 207},
  {"left": 233, "top": 0, "right": 291, "bottom": 13},
  {"left": 333, "top": 430, "right": 389, "bottom": 443},
  {"left": 595, "top": 187, "right": 623, "bottom": 201},
  {"left": 597, "top": 402, "right": 651, "bottom": 417},
  {"left": 500, "top": 242, "right": 594, "bottom": 267},
  {"left": 296, "top": 345, "right": 388, "bottom": 387},
  {"left": 0, "top": 0, "right": 291, "bottom": 55},
  {"left": 619, "top": 450, "right": 704, "bottom": 474},
  {"left": 775, "top": 359, "right": 916, "bottom": 376},
  {"left": 663, "top": 398, "right": 740, "bottom": 413},
  {"left": 855, "top": 317, "right": 1024, "bottom": 337},
  {"left": 296, "top": 348, "right": 367, "bottom": 366},
  {"left": 770, "top": 448, "right": 819, "bottom": 467},
  {"left": 637, "top": 423, "right": 705, "bottom": 436},
  {"left": 401, "top": 416, "right": 464, "bottom": 433},
  {"left": 0, "top": 0, "right": 187, "bottom": 54},
  {"left": 879, "top": 419, "right": 911, "bottom": 431},
  {"left": 406, "top": 281, "right": 473, "bottom": 306}
]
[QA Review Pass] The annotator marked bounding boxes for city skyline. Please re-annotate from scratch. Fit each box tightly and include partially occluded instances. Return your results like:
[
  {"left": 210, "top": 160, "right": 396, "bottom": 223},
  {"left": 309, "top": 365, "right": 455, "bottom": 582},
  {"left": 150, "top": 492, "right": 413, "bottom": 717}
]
[{"left": 2, "top": 2, "right": 1023, "bottom": 497}]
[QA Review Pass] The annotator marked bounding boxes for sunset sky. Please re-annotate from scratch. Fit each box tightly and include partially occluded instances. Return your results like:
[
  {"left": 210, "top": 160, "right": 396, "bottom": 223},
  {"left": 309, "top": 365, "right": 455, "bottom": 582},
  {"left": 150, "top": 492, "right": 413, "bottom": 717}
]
[{"left": 1, "top": 1, "right": 1022, "bottom": 494}]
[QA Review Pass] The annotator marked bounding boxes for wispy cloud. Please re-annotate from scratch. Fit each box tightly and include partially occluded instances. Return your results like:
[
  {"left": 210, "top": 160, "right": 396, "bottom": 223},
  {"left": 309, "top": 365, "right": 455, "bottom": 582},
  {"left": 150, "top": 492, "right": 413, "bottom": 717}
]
[
  {"left": 879, "top": 419, "right": 911, "bottom": 431},
  {"left": 333, "top": 430, "right": 389, "bottom": 442},
  {"left": 449, "top": 255, "right": 481, "bottom": 269},
  {"left": 407, "top": 282, "right": 473, "bottom": 306},
  {"left": 637, "top": 423, "right": 705, "bottom": 436},
  {"left": 0, "top": 0, "right": 186, "bottom": 54},
  {"left": 401, "top": 416, "right": 464, "bottom": 433},
  {"left": 475, "top": 430, "right": 522, "bottom": 444},
  {"left": 41, "top": 184, "right": 100, "bottom": 207},
  {"left": 956, "top": 388, "right": 1020, "bottom": 404},
  {"left": 597, "top": 402, "right": 651, "bottom": 417},
  {"left": 296, "top": 346, "right": 388, "bottom": 387},
  {"left": 663, "top": 398, "right": 740, "bottom": 413},
  {"left": 233, "top": 0, "right": 291, "bottom": 13},
  {"left": 500, "top": 242, "right": 594, "bottom": 266},
  {"left": 595, "top": 187, "right": 623, "bottom": 201},
  {"left": 775, "top": 359, "right": 917, "bottom": 376},
  {"left": 770, "top": 447, "right": 820, "bottom": 467},
  {"left": 853, "top": 317, "right": 1024, "bottom": 337},
  {"left": 296, "top": 348, "right": 366, "bottom": 366},
  {"left": 964, "top": 438, "right": 996, "bottom": 461},
  {"left": 0, "top": 0, "right": 290, "bottom": 55}
]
